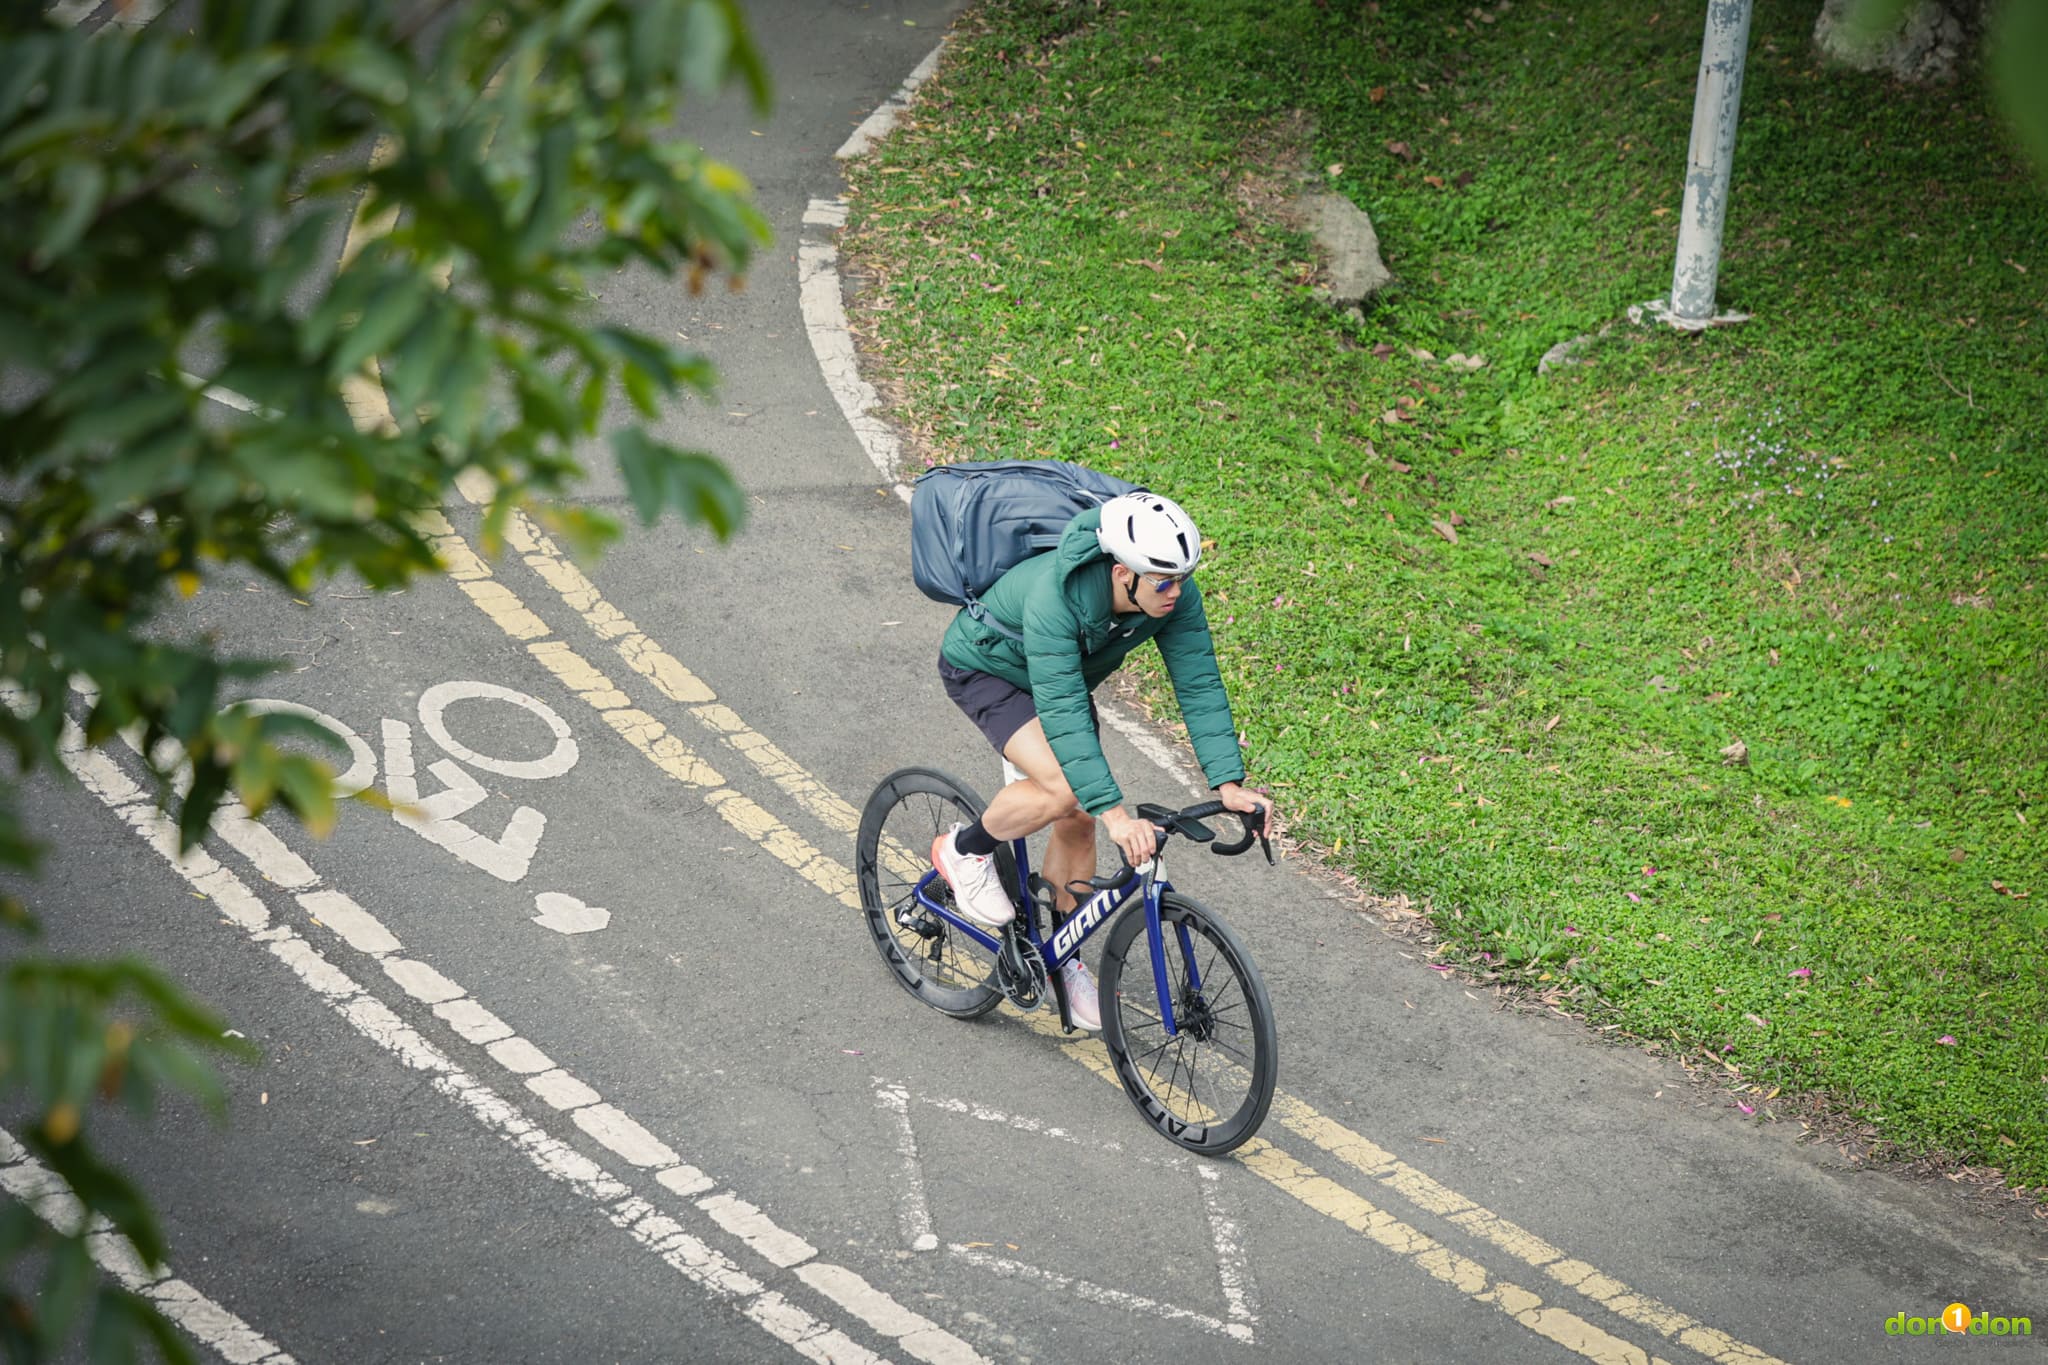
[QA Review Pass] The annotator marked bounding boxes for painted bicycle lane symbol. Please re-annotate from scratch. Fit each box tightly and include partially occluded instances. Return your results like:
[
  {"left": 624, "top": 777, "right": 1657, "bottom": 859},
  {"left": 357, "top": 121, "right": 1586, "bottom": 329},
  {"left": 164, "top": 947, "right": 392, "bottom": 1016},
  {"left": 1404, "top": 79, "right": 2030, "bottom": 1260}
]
[{"left": 241, "top": 681, "right": 609, "bottom": 935}]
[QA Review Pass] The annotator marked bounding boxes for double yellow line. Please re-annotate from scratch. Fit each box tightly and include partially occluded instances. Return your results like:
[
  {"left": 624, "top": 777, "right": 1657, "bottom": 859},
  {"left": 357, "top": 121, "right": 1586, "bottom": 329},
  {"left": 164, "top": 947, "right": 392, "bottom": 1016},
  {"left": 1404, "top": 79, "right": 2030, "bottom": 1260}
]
[{"left": 336, "top": 179, "right": 1785, "bottom": 1365}]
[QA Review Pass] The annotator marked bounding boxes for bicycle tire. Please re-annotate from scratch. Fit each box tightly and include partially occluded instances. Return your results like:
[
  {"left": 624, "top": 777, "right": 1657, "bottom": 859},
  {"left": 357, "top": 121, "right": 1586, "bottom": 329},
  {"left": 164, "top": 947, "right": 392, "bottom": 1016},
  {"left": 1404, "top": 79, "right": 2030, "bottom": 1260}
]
[
  {"left": 855, "top": 766, "right": 1010, "bottom": 1019},
  {"left": 1100, "top": 892, "right": 1277, "bottom": 1155}
]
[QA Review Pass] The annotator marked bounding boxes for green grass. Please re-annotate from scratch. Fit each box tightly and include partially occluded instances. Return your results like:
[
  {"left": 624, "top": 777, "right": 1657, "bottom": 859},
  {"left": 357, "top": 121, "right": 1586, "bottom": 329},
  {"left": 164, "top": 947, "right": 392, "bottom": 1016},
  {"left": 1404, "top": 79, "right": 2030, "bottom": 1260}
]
[{"left": 842, "top": 0, "right": 2048, "bottom": 1187}]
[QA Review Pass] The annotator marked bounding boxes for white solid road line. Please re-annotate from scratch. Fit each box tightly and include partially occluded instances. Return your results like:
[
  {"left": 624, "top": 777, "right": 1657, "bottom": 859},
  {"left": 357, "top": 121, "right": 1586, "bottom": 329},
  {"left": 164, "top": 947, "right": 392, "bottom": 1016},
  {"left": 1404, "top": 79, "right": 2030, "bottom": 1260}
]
[
  {"left": 797, "top": 215, "right": 912, "bottom": 505},
  {"left": 0, "top": 1128, "right": 296, "bottom": 1365},
  {"left": 835, "top": 43, "right": 945, "bottom": 161},
  {"left": 45, "top": 713, "right": 988, "bottom": 1365}
]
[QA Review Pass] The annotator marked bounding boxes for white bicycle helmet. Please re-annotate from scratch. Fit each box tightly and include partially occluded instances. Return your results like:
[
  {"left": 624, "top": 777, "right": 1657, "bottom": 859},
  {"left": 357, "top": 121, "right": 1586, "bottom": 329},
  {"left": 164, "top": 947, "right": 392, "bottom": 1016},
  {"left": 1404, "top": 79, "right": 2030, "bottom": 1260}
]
[{"left": 1096, "top": 491, "right": 1201, "bottom": 577}]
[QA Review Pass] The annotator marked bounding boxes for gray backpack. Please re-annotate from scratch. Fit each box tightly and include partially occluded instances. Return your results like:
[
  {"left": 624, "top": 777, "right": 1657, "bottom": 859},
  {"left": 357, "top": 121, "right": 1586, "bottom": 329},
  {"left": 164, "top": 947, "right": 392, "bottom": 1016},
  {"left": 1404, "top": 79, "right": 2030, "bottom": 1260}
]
[{"left": 910, "top": 459, "right": 1140, "bottom": 641}]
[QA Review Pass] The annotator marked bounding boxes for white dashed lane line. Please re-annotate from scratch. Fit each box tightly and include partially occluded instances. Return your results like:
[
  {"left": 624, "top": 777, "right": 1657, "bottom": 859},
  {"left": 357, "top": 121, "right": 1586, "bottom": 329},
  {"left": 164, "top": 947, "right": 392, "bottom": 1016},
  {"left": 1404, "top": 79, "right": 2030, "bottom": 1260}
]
[
  {"left": 35, "top": 703, "right": 988, "bottom": 1365},
  {"left": 0, "top": 1127, "right": 296, "bottom": 1365}
]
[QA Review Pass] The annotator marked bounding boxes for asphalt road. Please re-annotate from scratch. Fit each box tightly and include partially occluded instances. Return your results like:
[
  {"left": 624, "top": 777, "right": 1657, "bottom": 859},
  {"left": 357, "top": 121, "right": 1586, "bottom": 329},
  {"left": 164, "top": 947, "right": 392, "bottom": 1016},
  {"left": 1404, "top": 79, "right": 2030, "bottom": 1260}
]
[{"left": 8, "top": 1, "right": 2044, "bottom": 1361}]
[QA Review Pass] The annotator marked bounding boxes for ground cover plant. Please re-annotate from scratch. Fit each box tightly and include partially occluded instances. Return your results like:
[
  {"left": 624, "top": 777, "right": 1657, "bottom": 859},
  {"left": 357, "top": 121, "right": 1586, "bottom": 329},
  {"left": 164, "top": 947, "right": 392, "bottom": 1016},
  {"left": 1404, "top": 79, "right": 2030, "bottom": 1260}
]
[{"left": 840, "top": 0, "right": 2047, "bottom": 1190}]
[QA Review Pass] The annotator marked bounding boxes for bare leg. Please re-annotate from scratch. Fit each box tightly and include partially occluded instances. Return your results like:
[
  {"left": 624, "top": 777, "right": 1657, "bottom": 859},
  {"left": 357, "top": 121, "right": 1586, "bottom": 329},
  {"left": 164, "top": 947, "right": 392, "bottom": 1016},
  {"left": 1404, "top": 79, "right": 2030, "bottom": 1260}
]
[
  {"left": 1040, "top": 812, "right": 1097, "bottom": 916},
  {"left": 997, "top": 719, "right": 1097, "bottom": 916}
]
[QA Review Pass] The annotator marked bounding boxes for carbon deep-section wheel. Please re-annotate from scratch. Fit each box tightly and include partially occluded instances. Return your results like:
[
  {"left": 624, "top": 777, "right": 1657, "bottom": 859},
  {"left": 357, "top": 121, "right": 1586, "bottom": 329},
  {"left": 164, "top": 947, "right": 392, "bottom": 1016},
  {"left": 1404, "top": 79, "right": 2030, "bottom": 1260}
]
[
  {"left": 856, "top": 767, "right": 1011, "bottom": 1019},
  {"left": 1099, "top": 892, "right": 1277, "bottom": 1155}
]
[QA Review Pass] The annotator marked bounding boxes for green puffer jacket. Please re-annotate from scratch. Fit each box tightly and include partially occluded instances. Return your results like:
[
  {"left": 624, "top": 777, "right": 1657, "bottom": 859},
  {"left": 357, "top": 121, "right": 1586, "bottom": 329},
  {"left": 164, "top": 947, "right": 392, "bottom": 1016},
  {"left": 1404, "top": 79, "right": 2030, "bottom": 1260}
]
[{"left": 939, "top": 506, "right": 1245, "bottom": 815}]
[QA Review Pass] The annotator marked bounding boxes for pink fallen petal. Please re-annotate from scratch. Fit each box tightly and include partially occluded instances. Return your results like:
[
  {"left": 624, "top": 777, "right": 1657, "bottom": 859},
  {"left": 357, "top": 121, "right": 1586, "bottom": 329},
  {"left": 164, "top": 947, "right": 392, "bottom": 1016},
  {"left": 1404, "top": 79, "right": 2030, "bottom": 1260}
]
[
  {"left": 1788, "top": 968, "right": 1812, "bottom": 978},
  {"left": 1644, "top": 866, "right": 1658, "bottom": 876},
  {"left": 841, "top": 1049, "right": 865, "bottom": 1056},
  {"left": 1109, "top": 440, "right": 1120, "bottom": 448},
  {"left": 1429, "top": 963, "right": 1453, "bottom": 972},
  {"left": 1272, "top": 595, "right": 1285, "bottom": 607},
  {"left": 1562, "top": 925, "right": 1581, "bottom": 936},
  {"left": 1936, "top": 1035, "right": 1958, "bottom": 1046},
  {"left": 1626, "top": 891, "right": 1642, "bottom": 903},
  {"left": 1737, "top": 1101, "right": 1755, "bottom": 1115}
]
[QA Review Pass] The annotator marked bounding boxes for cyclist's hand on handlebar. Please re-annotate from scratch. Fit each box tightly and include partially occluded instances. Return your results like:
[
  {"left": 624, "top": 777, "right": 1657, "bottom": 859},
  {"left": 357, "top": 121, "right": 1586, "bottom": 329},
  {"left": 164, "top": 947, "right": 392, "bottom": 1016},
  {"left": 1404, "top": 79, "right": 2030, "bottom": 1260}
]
[
  {"left": 1099, "top": 805, "right": 1157, "bottom": 867},
  {"left": 1212, "top": 785, "right": 1277, "bottom": 859},
  {"left": 1216, "top": 781, "right": 1277, "bottom": 838}
]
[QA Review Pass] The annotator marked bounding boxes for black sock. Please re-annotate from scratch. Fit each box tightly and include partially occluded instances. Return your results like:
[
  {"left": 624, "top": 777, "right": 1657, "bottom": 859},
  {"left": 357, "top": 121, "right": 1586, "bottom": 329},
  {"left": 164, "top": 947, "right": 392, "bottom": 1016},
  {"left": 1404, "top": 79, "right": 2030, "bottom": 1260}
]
[{"left": 955, "top": 819, "right": 1000, "bottom": 857}]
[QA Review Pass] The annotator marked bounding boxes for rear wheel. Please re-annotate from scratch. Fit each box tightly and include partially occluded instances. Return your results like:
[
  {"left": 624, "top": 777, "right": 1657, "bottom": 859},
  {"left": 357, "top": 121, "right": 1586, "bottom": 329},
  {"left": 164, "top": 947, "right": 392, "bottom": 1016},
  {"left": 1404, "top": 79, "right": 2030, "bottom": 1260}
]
[
  {"left": 1100, "top": 893, "right": 1277, "bottom": 1155},
  {"left": 855, "top": 767, "right": 1011, "bottom": 1019}
]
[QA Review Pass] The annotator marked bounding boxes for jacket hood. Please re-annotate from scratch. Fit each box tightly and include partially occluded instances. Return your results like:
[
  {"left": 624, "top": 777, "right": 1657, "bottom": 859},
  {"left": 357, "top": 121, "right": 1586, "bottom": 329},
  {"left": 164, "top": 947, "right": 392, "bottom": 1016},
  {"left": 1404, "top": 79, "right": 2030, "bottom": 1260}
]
[{"left": 1055, "top": 505, "right": 1111, "bottom": 578}]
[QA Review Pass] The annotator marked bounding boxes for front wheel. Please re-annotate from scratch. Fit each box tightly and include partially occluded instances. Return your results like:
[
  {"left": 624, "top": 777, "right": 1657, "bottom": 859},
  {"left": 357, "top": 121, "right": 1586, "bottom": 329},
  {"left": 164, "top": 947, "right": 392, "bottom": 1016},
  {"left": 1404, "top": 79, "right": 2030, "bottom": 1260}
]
[
  {"left": 1100, "top": 893, "right": 1277, "bottom": 1156},
  {"left": 855, "top": 767, "right": 1008, "bottom": 1019}
]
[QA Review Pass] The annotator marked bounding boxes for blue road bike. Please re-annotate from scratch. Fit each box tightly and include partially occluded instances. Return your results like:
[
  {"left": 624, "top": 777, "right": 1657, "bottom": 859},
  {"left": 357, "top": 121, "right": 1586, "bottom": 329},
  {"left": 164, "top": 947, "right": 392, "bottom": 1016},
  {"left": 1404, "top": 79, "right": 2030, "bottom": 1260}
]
[{"left": 856, "top": 767, "right": 1278, "bottom": 1155}]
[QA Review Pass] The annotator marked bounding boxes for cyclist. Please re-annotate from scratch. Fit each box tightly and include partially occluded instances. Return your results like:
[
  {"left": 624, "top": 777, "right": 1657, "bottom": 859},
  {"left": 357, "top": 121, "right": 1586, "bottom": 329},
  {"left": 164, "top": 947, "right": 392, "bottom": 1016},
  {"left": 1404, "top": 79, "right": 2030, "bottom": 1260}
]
[{"left": 931, "top": 490, "right": 1275, "bottom": 1030}]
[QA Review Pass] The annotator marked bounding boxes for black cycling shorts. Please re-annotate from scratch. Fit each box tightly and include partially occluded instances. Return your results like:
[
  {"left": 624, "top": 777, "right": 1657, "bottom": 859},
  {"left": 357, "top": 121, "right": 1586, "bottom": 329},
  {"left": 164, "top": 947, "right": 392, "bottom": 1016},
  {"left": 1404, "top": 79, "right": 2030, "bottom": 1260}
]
[{"left": 938, "top": 656, "right": 1099, "bottom": 758}]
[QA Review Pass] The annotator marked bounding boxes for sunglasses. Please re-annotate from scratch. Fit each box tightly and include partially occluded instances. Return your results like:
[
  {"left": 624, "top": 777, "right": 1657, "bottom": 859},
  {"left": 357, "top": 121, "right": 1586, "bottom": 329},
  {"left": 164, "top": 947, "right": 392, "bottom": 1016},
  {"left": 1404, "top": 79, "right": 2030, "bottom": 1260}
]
[{"left": 1143, "top": 572, "right": 1190, "bottom": 591}]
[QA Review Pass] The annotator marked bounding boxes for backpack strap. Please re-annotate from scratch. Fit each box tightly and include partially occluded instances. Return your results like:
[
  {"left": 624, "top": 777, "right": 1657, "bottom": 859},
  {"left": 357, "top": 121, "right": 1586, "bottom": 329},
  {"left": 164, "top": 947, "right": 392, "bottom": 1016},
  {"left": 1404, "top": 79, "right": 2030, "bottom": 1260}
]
[{"left": 964, "top": 593, "right": 1024, "bottom": 643}]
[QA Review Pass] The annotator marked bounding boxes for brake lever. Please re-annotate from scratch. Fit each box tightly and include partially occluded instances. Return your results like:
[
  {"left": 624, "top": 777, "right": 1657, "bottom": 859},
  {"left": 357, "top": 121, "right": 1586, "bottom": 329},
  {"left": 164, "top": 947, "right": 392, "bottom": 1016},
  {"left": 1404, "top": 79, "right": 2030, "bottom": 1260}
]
[{"left": 1209, "top": 807, "right": 1275, "bottom": 863}]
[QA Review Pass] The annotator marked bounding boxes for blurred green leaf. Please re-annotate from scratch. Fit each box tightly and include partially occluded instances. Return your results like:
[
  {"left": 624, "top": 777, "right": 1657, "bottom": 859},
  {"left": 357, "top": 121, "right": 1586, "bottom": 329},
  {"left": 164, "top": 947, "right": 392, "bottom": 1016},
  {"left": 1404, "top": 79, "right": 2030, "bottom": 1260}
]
[
  {"left": 2, "top": 0, "right": 770, "bottom": 1348},
  {"left": 1990, "top": 0, "right": 2048, "bottom": 178},
  {"left": 0, "top": 33, "right": 54, "bottom": 126},
  {"left": 252, "top": 206, "right": 341, "bottom": 317},
  {"left": 327, "top": 276, "right": 431, "bottom": 383},
  {"left": 38, "top": 1238, "right": 95, "bottom": 1353},
  {"left": 681, "top": 0, "right": 736, "bottom": 98},
  {"left": 0, "top": 108, "right": 111, "bottom": 163},
  {"left": 36, "top": 159, "right": 107, "bottom": 265},
  {"left": 610, "top": 429, "right": 745, "bottom": 536},
  {"left": 196, "top": 50, "right": 290, "bottom": 129},
  {"left": 321, "top": 37, "right": 410, "bottom": 106},
  {"left": 60, "top": 389, "right": 187, "bottom": 452}
]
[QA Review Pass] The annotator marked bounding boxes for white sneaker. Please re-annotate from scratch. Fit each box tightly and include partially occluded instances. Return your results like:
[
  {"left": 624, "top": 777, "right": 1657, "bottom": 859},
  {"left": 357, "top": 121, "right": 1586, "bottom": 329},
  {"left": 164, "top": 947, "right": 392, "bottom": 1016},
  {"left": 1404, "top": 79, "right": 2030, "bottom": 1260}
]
[
  {"left": 1060, "top": 959, "right": 1101, "bottom": 1032},
  {"left": 930, "top": 824, "right": 1015, "bottom": 929}
]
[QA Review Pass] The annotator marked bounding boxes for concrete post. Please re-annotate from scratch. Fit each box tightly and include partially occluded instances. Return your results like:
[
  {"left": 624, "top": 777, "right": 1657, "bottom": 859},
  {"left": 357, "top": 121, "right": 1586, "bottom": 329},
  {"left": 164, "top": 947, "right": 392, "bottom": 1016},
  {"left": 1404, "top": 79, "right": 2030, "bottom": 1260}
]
[{"left": 1670, "top": 0, "right": 1754, "bottom": 324}]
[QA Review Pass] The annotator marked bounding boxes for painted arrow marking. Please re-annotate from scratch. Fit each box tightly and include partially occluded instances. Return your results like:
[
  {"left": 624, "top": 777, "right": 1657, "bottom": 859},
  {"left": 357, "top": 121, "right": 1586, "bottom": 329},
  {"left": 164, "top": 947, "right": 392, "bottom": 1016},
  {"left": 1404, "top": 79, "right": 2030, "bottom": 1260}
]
[{"left": 533, "top": 892, "right": 610, "bottom": 936}]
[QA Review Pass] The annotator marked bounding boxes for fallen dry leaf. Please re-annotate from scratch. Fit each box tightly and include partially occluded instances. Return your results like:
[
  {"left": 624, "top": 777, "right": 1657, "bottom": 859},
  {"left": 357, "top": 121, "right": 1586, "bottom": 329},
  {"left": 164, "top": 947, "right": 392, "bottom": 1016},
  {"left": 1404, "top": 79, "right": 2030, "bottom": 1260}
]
[
  {"left": 1382, "top": 409, "right": 1404, "bottom": 425},
  {"left": 1369, "top": 85, "right": 1387, "bottom": 103},
  {"left": 1385, "top": 140, "right": 1415, "bottom": 161},
  {"left": 1528, "top": 551, "right": 1553, "bottom": 568},
  {"left": 1431, "top": 519, "right": 1459, "bottom": 544},
  {"left": 1454, "top": 170, "right": 1475, "bottom": 188},
  {"left": 1720, "top": 739, "right": 1748, "bottom": 766},
  {"left": 1544, "top": 714, "right": 1562, "bottom": 733},
  {"left": 1423, "top": 174, "right": 1446, "bottom": 189},
  {"left": 1389, "top": 459, "right": 1412, "bottom": 473}
]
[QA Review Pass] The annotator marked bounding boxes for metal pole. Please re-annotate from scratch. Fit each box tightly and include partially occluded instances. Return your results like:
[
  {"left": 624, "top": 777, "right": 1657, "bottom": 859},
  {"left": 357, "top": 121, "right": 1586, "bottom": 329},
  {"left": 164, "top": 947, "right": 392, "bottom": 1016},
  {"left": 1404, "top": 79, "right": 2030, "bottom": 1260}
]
[{"left": 1669, "top": 0, "right": 1754, "bottom": 325}]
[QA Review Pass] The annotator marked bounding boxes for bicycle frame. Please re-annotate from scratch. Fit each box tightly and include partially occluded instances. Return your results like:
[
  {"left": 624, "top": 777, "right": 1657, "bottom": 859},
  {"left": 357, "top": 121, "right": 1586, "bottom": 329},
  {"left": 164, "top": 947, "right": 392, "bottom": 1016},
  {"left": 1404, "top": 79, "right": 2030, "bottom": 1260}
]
[{"left": 909, "top": 837, "right": 1203, "bottom": 1036}]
